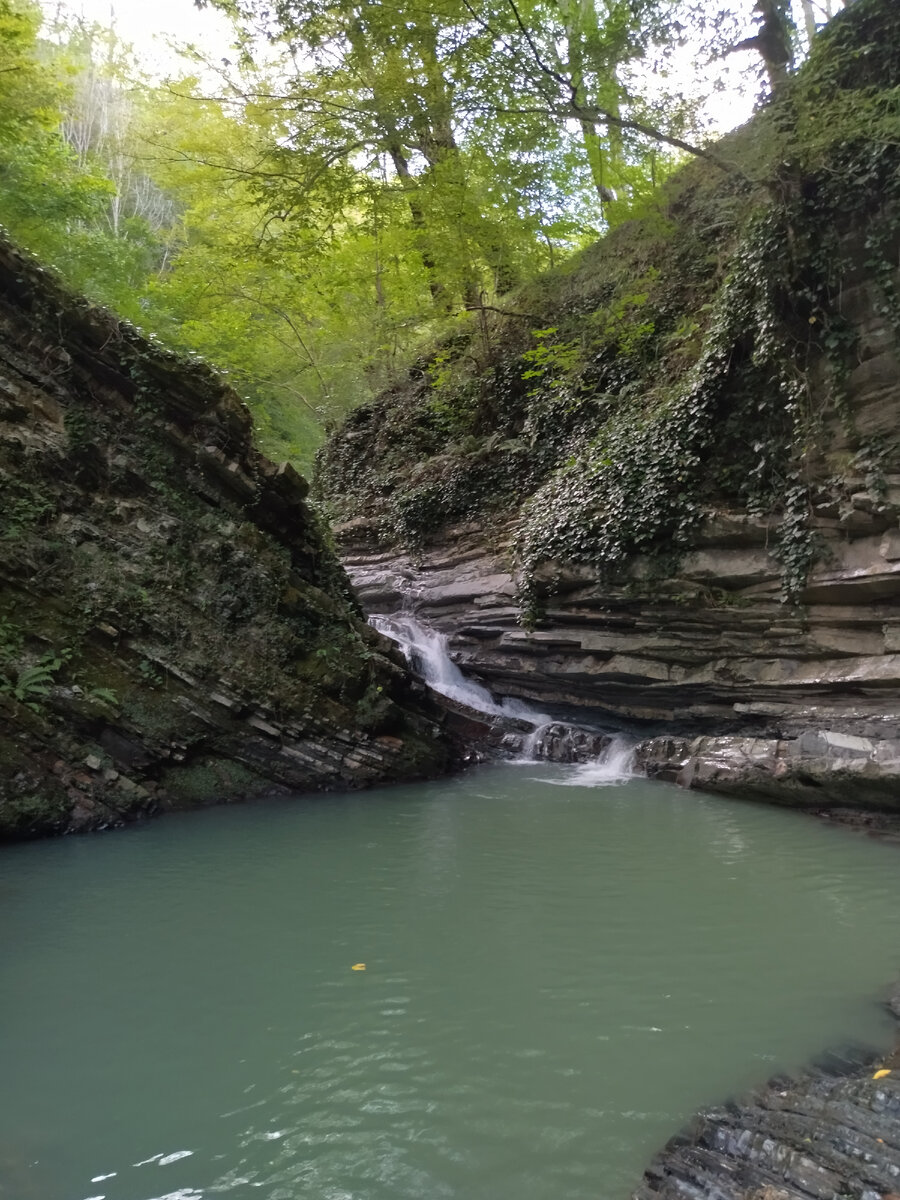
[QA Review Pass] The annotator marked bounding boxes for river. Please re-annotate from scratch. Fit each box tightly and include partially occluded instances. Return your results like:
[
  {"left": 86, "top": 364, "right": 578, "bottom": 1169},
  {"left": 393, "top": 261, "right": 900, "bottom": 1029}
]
[{"left": 2, "top": 766, "right": 899, "bottom": 1200}]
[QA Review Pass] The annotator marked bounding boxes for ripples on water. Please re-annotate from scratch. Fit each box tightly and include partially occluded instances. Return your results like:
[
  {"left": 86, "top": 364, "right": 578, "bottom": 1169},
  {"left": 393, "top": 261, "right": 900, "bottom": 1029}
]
[{"left": 1, "top": 765, "right": 899, "bottom": 1200}]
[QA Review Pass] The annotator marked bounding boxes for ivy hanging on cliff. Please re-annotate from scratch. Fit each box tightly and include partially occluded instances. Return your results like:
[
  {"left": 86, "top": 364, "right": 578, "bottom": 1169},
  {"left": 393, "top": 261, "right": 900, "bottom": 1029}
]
[{"left": 319, "top": 0, "right": 900, "bottom": 621}]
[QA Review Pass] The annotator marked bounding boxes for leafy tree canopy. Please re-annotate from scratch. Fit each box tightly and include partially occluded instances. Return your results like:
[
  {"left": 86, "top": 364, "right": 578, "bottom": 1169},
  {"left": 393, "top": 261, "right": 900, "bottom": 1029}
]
[{"left": 0, "top": 0, "right": 848, "bottom": 469}]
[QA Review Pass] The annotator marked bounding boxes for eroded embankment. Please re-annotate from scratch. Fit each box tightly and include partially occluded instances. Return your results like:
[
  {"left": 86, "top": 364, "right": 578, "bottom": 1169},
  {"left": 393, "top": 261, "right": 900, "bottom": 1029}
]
[{"left": 0, "top": 235, "right": 451, "bottom": 839}]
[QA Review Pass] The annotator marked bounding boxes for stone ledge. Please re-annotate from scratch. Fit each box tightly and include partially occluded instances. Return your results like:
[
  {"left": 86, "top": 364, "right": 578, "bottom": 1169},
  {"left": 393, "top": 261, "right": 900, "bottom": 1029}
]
[
  {"left": 633, "top": 1057, "right": 900, "bottom": 1200},
  {"left": 635, "top": 732, "right": 900, "bottom": 811}
]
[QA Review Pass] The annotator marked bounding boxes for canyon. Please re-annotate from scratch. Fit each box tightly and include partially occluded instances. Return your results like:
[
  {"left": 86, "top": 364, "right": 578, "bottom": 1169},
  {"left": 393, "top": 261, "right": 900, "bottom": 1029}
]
[{"left": 319, "top": 0, "right": 900, "bottom": 814}]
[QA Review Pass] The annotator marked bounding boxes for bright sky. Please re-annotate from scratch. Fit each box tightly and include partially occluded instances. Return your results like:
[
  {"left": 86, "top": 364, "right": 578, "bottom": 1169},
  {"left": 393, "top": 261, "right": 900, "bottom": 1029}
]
[
  {"left": 55, "top": 0, "right": 762, "bottom": 144},
  {"left": 45, "top": 0, "right": 237, "bottom": 73},
  {"left": 46, "top": 0, "right": 758, "bottom": 131},
  {"left": 43, "top": 0, "right": 847, "bottom": 140}
]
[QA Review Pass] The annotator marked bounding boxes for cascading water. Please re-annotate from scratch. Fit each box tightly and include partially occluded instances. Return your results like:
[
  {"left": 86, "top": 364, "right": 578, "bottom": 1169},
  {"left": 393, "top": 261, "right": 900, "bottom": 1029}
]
[
  {"left": 371, "top": 613, "right": 542, "bottom": 720},
  {"left": 542, "top": 737, "right": 635, "bottom": 786},
  {"left": 371, "top": 612, "right": 633, "bottom": 781}
]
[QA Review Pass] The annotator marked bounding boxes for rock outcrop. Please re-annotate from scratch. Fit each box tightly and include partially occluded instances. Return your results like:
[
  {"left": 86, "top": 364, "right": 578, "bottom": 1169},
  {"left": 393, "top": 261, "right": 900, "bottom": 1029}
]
[
  {"left": 0, "top": 235, "right": 450, "bottom": 839},
  {"left": 340, "top": 490, "right": 900, "bottom": 731},
  {"left": 636, "top": 1070, "right": 900, "bottom": 1200},
  {"left": 340, "top": 506, "right": 900, "bottom": 806},
  {"left": 335, "top": 168, "right": 900, "bottom": 742},
  {"left": 635, "top": 734, "right": 900, "bottom": 821},
  {"left": 633, "top": 987, "right": 900, "bottom": 1200}
]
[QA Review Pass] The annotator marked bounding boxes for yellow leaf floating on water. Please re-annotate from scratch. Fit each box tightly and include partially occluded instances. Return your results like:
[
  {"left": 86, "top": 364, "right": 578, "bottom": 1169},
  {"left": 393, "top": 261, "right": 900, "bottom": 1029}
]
[
  {"left": 873, "top": 1069, "right": 892, "bottom": 1080},
  {"left": 351, "top": 963, "right": 366, "bottom": 971}
]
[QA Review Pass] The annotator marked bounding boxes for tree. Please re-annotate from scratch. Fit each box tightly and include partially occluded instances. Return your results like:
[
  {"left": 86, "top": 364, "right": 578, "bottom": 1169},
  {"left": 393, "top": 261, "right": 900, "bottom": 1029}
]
[
  {"left": 0, "top": 1, "right": 128, "bottom": 294},
  {"left": 731, "top": 0, "right": 795, "bottom": 94},
  {"left": 195, "top": 0, "right": 648, "bottom": 305},
  {"left": 0, "top": 0, "right": 851, "bottom": 475}
]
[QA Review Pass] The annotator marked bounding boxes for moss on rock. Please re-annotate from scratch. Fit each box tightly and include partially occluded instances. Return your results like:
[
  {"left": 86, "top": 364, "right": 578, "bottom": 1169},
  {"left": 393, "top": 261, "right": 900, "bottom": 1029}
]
[{"left": 0, "top": 234, "right": 450, "bottom": 840}]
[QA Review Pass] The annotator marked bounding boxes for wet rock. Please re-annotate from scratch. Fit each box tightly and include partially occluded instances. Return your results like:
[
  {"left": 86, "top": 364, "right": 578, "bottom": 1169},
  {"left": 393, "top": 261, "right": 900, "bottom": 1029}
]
[
  {"left": 332, "top": 218, "right": 900, "bottom": 780},
  {"left": 340, "top": 518, "right": 900, "bottom": 750},
  {"left": 529, "top": 722, "right": 611, "bottom": 763},
  {"left": 339, "top": 505, "right": 900, "bottom": 805},
  {"left": 633, "top": 1062, "right": 900, "bottom": 1200},
  {"left": 633, "top": 733, "right": 900, "bottom": 811}
]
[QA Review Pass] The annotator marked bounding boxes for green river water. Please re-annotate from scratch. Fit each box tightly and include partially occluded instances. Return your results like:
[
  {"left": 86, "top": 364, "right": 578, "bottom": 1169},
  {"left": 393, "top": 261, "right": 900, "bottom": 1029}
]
[{"left": 2, "top": 764, "right": 899, "bottom": 1200}]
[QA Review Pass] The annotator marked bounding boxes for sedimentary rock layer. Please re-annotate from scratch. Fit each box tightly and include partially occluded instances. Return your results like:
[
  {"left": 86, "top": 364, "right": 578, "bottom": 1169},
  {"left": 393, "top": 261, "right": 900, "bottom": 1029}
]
[
  {"left": 322, "top": 0, "right": 900, "bottom": 806},
  {"left": 0, "top": 236, "right": 449, "bottom": 838},
  {"left": 333, "top": 203, "right": 900, "bottom": 745},
  {"left": 341, "top": 492, "right": 900, "bottom": 738},
  {"left": 339, "top": 503, "right": 900, "bottom": 805},
  {"left": 633, "top": 988, "right": 900, "bottom": 1200}
]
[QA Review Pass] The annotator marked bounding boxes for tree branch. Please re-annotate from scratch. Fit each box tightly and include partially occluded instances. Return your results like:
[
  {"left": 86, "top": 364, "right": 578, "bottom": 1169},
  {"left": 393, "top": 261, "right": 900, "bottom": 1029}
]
[
  {"left": 496, "top": 0, "right": 751, "bottom": 182},
  {"left": 565, "top": 102, "right": 750, "bottom": 180}
]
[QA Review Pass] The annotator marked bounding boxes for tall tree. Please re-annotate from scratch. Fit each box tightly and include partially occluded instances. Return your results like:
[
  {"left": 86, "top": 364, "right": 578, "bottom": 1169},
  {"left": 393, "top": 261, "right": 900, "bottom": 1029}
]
[{"left": 196, "top": 0, "right": 635, "bottom": 305}]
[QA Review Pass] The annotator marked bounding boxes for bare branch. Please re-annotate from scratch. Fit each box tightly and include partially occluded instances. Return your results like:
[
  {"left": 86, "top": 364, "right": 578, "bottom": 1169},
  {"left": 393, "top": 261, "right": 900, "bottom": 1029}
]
[
  {"left": 566, "top": 102, "right": 750, "bottom": 180},
  {"left": 503, "top": 0, "right": 575, "bottom": 100}
]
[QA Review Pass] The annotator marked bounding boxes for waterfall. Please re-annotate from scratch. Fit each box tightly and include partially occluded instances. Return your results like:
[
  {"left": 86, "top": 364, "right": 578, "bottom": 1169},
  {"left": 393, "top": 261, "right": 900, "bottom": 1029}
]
[
  {"left": 372, "top": 613, "right": 634, "bottom": 780},
  {"left": 542, "top": 738, "right": 635, "bottom": 787},
  {"left": 371, "top": 613, "right": 544, "bottom": 721}
]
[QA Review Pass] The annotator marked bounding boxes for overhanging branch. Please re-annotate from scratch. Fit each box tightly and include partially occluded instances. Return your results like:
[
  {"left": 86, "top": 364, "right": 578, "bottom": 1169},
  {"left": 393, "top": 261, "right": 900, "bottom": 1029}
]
[{"left": 498, "top": 0, "right": 752, "bottom": 183}]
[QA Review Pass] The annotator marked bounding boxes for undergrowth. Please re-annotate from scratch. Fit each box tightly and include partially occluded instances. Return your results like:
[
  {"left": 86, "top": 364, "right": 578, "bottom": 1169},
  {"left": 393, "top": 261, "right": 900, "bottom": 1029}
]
[{"left": 317, "top": 0, "right": 900, "bottom": 619}]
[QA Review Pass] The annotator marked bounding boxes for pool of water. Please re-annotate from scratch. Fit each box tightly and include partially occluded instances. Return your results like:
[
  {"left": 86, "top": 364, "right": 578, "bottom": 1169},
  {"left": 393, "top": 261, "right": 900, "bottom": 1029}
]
[{"left": 2, "top": 765, "right": 899, "bottom": 1200}]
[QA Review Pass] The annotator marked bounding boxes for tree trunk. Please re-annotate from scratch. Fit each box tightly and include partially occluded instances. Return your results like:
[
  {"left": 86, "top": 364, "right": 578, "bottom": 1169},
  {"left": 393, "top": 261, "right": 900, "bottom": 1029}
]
[
  {"left": 387, "top": 141, "right": 450, "bottom": 309},
  {"left": 345, "top": 16, "right": 452, "bottom": 309},
  {"left": 753, "top": 0, "right": 795, "bottom": 96},
  {"left": 556, "top": 0, "right": 620, "bottom": 205},
  {"left": 799, "top": 0, "right": 818, "bottom": 43}
]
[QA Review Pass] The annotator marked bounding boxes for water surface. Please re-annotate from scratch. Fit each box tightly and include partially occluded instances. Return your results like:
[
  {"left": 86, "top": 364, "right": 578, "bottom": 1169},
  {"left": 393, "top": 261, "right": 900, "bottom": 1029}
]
[{"left": 2, "top": 765, "right": 899, "bottom": 1200}]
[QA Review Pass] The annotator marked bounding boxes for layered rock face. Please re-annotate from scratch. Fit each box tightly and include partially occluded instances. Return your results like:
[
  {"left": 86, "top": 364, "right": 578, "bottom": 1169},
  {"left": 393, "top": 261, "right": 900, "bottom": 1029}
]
[
  {"left": 0, "top": 236, "right": 449, "bottom": 839},
  {"left": 341, "top": 459, "right": 900, "bottom": 742},
  {"left": 320, "top": 0, "right": 900, "bottom": 807},
  {"left": 341, "top": 491, "right": 900, "bottom": 807},
  {"left": 340, "top": 352, "right": 900, "bottom": 811},
  {"left": 635, "top": 1063, "right": 900, "bottom": 1200},
  {"left": 341, "top": 370, "right": 900, "bottom": 736},
  {"left": 335, "top": 119, "right": 900, "bottom": 803},
  {"left": 633, "top": 986, "right": 900, "bottom": 1200}
]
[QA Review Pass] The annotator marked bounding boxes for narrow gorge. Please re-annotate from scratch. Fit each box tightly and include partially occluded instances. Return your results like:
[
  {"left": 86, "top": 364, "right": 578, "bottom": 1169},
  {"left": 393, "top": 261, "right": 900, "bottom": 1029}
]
[{"left": 2, "top": 1, "right": 900, "bottom": 1199}]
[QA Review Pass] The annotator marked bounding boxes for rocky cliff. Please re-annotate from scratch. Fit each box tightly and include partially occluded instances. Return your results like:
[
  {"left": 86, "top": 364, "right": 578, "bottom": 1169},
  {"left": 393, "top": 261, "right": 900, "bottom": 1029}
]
[
  {"left": 339, "top": 495, "right": 900, "bottom": 809},
  {"left": 321, "top": 0, "right": 900, "bottom": 807},
  {"left": 0, "top": 234, "right": 450, "bottom": 839}
]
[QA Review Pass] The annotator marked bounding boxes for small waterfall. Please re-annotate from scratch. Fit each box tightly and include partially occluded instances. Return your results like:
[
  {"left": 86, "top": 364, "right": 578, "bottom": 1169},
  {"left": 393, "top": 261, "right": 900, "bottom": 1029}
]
[
  {"left": 371, "top": 613, "right": 543, "bottom": 721},
  {"left": 518, "top": 727, "right": 633, "bottom": 783},
  {"left": 372, "top": 612, "right": 634, "bottom": 779},
  {"left": 547, "top": 738, "right": 635, "bottom": 787}
]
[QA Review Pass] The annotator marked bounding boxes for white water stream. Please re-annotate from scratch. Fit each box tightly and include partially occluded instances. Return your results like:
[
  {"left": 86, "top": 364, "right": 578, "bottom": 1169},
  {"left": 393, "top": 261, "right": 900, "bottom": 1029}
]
[
  {"left": 372, "top": 613, "right": 542, "bottom": 720},
  {"left": 371, "top": 612, "right": 634, "bottom": 782}
]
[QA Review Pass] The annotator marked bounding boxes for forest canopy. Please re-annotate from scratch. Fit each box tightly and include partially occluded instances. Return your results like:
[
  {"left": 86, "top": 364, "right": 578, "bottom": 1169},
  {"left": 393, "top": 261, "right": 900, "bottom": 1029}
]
[{"left": 0, "top": 0, "right": 844, "bottom": 469}]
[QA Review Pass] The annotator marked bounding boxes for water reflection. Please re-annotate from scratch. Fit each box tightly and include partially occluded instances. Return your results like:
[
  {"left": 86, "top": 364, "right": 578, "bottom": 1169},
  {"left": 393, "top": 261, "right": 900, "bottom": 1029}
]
[{"left": 1, "top": 767, "right": 898, "bottom": 1200}]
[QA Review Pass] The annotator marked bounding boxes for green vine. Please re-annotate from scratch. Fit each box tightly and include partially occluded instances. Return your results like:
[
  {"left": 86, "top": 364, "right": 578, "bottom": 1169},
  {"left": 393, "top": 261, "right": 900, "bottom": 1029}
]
[{"left": 513, "top": 206, "right": 811, "bottom": 619}]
